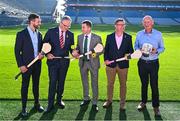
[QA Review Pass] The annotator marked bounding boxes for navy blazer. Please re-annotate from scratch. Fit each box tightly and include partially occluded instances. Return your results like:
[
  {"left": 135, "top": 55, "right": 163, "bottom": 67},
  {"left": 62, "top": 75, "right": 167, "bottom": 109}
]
[
  {"left": 14, "top": 28, "right": 42, "bottom": 67},
  {"left": 104, "top": 32, "right": 134, "bottom": 68},
  {"left": 43, "top": 27, "right": 74, "bottom": 66}
]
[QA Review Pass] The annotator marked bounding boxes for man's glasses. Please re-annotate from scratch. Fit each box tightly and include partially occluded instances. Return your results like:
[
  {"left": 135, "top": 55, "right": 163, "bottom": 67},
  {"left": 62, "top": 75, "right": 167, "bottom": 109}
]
[{"left": 61, "top": 22, "right": 71, "bottom": 29}]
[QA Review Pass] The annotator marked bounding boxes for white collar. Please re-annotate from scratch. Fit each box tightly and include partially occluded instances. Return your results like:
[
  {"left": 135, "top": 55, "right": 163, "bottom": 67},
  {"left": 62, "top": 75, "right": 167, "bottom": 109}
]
[
  {"left": 59, "top": 27, "right": 66, "bottom": 33},
  {"left": 84, "top": 33, "right": 91, "bottom": 38}
]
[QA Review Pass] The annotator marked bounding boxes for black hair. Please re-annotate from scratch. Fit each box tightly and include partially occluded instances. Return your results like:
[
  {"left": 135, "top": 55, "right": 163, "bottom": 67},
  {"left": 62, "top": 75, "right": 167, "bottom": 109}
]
[
  {"left": 28, "top": 13, "right": 40, "bottom": 24},
  {"left": 82, "top": 20, "right": 92, "bottom": 27}
]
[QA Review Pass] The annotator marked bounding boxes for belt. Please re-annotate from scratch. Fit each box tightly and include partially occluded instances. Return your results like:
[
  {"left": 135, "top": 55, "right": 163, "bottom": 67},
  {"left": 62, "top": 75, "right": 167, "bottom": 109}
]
[{"left": 139, "top": 59, "right": 158, "bottom": 64}]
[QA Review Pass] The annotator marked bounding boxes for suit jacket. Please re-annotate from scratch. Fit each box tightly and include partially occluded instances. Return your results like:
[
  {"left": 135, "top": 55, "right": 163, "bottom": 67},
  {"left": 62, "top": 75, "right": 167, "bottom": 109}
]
[
  {"left": 77, "top": 33, "right": 103, "bottom": 69},
  {"left": 104, "top": 32, "right": 134, "bottom": 68},
  {"left": 14, "top": 28, "right": 42, "bottom": 67},
  {"left": 43, "top": 27, "right": 74, "bottom": 66}
]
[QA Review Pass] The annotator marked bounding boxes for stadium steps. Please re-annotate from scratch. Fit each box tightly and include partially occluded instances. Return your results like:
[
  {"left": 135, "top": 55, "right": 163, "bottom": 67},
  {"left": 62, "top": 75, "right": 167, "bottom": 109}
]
[
  {"left": 123, "top": 16, "right": 131, "bottom": 25},
  {"left": 171, "top": 18, "right": 180, "bottom": 24},
  {"left": 74, "top": 15, "right": 78, "bottom": 24},
  {"left": 100, "top": 16, "right": 104, "bottom": 24}
]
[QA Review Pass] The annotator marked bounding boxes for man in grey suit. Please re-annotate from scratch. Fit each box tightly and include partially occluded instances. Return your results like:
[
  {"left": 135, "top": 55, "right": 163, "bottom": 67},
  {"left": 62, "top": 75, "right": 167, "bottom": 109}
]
[{"left": 72, "top": 20, "right": 103, "bottom": 111}]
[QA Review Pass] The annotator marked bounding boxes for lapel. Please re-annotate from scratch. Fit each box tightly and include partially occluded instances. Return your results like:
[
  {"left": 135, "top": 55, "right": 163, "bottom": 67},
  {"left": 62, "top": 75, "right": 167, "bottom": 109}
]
[
  {"left": 79, "top": 34, "right": 84, "bottom": 52},
  {"left": 90, "top": 33, "right": 94, "bottom": 50},
  {"left": 37, "top": 32, "right": 41, "bottom": 51},
  {"left": 55, "top": 27, "right": 59, "bottom": 43},
  {"left": 65, "top": 30, "right": 69, "bottom": 46},
  {"left": 24, "top": 28, "right": 34, "bottom": 52},
  {"left": 118, "top": 32, "right": 126, "bottom": 51},
  {"left": 112, "top": 32, "right": 118, "bottom": 50},
  {"left": 89, "top": 33, "right": 94, "bottom": 50}
]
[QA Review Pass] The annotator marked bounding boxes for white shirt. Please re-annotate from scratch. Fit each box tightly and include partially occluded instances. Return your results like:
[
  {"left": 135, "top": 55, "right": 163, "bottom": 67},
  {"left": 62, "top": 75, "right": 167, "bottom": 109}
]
[
  {"left": 59, "top": 28, "right": 66, "bottom": 44},
  {"left": 27, "top": 26, "right": 38, "bottom": 58},
  {"left": 83, "top": 33, "right": 91, "bottom": 59}
]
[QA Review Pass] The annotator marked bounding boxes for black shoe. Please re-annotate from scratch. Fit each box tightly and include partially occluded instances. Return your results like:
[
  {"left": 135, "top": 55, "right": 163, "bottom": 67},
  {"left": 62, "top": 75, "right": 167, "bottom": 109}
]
[
  {"left": 57, "top": 101, "right": 65, "bottom": 109},
  {"left": 154, "top": 107, "right": 161, "bottom": 116},
  {"left": 34, "top": 104, "right": 44, "bottom": 112},
  {"left": 80, "top": 100, "right": 91, "bottom": 107},
  {"left": 21, "top": 109, "right": 28, "bottom": 117},
  {"left": 92, "top": 104, "right": 98, "bottom": 112},
  {"left": 44, "top": 106, "right": 54, "bottom": 113},
  {"left": 137, "top": 102, "right": 146, "bottom": 111}
]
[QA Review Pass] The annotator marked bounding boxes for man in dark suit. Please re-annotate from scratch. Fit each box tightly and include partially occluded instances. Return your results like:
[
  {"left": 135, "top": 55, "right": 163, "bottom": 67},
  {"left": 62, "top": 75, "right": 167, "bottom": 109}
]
[
  {"left": 14, "top": 13, "right": 44, "bottom": 117},
  {"left": 103, "top": 18, "right": 134, "bottom": 110},
  {"left": 43, "top": 15, "right": 74, "bottom": 112}
]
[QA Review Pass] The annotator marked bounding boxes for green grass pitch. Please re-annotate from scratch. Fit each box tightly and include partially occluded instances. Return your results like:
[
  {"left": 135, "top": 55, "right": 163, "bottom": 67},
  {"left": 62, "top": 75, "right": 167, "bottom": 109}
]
[{"left": 0, "top": 23, "right": 180, "bottom": 120}]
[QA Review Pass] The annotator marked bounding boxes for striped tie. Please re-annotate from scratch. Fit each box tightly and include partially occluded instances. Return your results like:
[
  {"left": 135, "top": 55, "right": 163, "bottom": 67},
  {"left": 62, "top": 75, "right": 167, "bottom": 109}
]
[{"left": 60, "top": 31, "right": 64, "bottom": 48}]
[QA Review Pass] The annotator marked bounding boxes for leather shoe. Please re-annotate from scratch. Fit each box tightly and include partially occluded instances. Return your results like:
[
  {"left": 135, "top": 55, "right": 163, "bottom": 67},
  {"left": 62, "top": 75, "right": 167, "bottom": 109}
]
[
  {"left": 137, "top": 102, "right": 146, "bottom": 111},
  {"left": 154, "top": 107, "right": 161, "bottom": 116},
  {"left": 103, "top": 100, "right": 112, "bottom": 108},
  {"left": 57, "top": 101, "right": 65, "bottom": 109},
  {"left": 92, "top": 104, "right": 98, "bottom": 112},
  {"left": 80, "top": 100, "right": 91, "bottom": 107},
  {"left": 34, "top": 104, "right": 44, "bottom": 112},
  {"left": 21, "top": 109, "right": 28, "bottom": 117}
]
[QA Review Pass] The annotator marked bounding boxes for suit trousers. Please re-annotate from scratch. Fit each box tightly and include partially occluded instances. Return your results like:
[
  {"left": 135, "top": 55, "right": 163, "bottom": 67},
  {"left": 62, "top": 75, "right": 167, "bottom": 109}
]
[
  {"left": 47, "top": 59, "right": 69, "bottom": 108},
  {"left": 80, "top": 61, "right": 99, "bottom": 105},
  {"left": 106, "top": 65, "right": 128, "bottom": 107},
  {"left": 138, "top": 59, "right": 160, "bottom": 107},
  {"left": 21, "top": 61, "right": 41, "bottom": 109}
]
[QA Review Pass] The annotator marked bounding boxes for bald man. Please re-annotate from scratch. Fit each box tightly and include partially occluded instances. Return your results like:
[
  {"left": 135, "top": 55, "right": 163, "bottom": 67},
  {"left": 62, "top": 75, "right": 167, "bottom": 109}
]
[{"left": 134, "top": 15, "right": 165, "bottom": 116}]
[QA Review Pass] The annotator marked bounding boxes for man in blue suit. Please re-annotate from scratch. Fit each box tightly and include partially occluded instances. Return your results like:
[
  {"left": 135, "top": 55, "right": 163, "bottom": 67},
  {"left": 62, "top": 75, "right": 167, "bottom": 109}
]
[
  {"left": 44, "top": 16, "right": 74, "bottom": 112},
  {"left": 14, "top": 13, "right": 44, "bottom": 117},
  {"left": 103, "top": 18, "right": 134, "bottom": 110}
]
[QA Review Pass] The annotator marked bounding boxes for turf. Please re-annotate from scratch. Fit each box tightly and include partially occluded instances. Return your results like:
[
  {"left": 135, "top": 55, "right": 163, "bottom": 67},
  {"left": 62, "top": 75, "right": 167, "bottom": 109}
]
[
  {"left": 0, "top": 23, "right": 180, "bottom": 101},
  {"left": 0, "top": 100, "right": 180, "bottom": 120}
]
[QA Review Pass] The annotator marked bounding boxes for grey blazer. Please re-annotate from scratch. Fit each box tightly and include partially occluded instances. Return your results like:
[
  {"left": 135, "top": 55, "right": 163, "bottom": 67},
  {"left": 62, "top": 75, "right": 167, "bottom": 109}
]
[{"left": 77, "top": 33, "right": 103, "bottom": 69}]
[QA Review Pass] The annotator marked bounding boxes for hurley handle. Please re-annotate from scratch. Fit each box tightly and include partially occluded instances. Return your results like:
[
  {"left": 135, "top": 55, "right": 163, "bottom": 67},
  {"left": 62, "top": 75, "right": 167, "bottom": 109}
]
[
  {"left": 15, "top": 72, "right": 22, "bottom": 80},
  {"left": 14, "top": 56, "right": 39, "bottom": 80}
]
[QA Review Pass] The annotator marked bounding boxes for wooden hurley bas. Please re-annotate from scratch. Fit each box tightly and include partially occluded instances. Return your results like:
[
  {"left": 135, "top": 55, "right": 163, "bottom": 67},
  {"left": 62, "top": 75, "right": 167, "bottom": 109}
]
[
  {"left": 109, "top": 50, "right": 142, "bottom": 64},
  {"left": 15, "top": 43, "right": 52, "bottom": 80},
  {"left": 71, "top": 43, "right": 104, "bottom": 61}
]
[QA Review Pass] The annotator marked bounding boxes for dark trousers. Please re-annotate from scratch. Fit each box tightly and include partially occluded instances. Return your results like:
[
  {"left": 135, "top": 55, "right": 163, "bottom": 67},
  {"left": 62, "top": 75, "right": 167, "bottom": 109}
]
[
  {"left": 21, "top": 61, "right": 41, "bottom": 109},
  {"left": 138, "top": 59, "right": 160, "bottom": 107},
  {"left": 47, "top": 60, "right": 69, "bottom": 108}
]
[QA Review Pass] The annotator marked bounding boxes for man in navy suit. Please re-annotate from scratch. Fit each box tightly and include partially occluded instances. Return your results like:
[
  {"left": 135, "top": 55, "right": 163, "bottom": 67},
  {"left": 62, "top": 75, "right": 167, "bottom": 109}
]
[
  {"left": 14, "top": 14, "right": 44, "bottom": 117},
  {"left": 43, "top": 16, "right": 74, "bottom": 112},
  {"left": 103, "top": 18, "right": 134, "bottom": 110}
]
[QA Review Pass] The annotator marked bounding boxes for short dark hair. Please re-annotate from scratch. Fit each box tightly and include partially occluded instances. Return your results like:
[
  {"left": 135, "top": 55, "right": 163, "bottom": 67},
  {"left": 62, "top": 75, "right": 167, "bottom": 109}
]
[
  {"left": 28, "top": 13, "right": 40, "bottom": 23},
  {"left": 114, "top": 18, "right": 126, "bottom": 25},
  {"left": 82, "top": 20, "right": 92, "bottom": 27}
]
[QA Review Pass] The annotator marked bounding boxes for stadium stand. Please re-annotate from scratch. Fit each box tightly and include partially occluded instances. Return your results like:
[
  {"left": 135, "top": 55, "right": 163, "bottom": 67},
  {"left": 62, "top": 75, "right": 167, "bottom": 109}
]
[
  {"left": 65, "top": 0, "right": 180, "bottom": 25},
  {"left": 0, "top": 0, "right": 57, "bottom": 26},
  {"left": 0, "top": 0, "right": 180, "bottom": 26}
]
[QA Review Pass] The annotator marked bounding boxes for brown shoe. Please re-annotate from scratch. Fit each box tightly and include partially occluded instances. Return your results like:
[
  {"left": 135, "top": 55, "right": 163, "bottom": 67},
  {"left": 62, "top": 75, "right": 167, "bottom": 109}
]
[
  {"left": 137, "top": 102, "right": 146, "bottom": 111},
  {"left": 103, "top": 100, "right": 112, "bottom": 108},
  {"left": 120, "top": 103, "right": 126, "bottom": 111},
  {"left": 154, "top": 107, "right": 161, "bottom": 116},
  {"left": 120, "top": 107, "right": 126, "bottom": 111}
]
